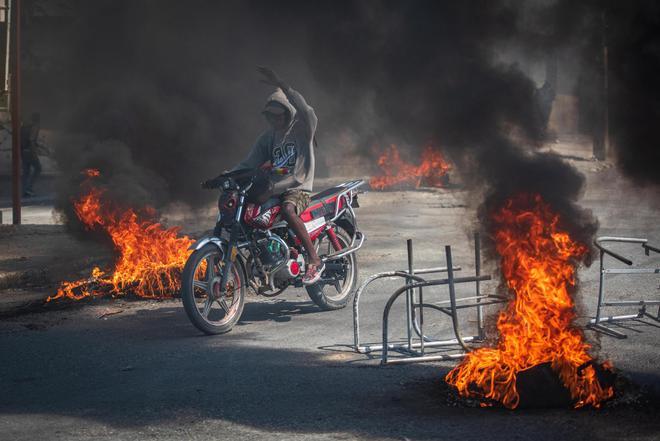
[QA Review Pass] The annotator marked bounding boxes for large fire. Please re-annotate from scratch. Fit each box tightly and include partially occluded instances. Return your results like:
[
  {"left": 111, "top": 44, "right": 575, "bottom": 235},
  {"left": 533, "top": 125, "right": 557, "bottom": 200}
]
[
  {"left": 445, "top": 193, "right": 614, "bottom": 409},
  {"left": 369, "top": 145, "right": 451, "bottom": 190},
  {"left": 48, "top": 169, "right": 194, "bottom": 301}
]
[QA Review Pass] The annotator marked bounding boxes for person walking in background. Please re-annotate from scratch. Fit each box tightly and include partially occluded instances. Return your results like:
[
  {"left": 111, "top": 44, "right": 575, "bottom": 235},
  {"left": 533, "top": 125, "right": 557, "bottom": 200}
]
[{"left": 21, "top": 112, "right": 42, "bottom": 197}]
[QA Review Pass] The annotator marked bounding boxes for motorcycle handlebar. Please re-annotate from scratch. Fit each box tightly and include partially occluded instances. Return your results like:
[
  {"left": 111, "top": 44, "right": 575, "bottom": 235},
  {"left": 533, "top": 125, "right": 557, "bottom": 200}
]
[
  {"left": 200, "top": 177, "right": 224, "bottom": 189},
  {"left": 201, "top": 168, "right": 258, "bottom": 190}
]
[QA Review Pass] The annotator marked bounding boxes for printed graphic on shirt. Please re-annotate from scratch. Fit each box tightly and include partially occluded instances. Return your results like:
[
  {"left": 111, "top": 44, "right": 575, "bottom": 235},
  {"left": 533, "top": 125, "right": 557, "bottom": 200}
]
[{"left": 272, "top": 142, "right": 297, "bottom": 169}]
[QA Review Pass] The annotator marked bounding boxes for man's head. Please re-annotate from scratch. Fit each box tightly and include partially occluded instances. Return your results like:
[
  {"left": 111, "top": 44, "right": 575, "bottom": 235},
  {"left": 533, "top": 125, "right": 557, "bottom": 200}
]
[
  {"left": 262, "top": 101, "right": 289, "bottom": 130},
  {"left": 262, "top": 89, "right": 295, "bottom": 130}
]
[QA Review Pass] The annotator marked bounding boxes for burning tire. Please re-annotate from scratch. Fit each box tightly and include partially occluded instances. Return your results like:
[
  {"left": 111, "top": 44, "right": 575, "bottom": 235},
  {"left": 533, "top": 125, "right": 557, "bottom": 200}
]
[
  {"left": 306, "top": 226, "right": 358, "bottom": 310},
  {"left": 181, "top": 243, "right": 246, "bottom": 335}
]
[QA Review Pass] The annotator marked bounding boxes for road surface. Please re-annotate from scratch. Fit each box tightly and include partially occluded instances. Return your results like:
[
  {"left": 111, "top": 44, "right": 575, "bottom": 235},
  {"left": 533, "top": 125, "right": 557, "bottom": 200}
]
[{"left": 0, "top": 155, "right": 659, "bottom": 440}]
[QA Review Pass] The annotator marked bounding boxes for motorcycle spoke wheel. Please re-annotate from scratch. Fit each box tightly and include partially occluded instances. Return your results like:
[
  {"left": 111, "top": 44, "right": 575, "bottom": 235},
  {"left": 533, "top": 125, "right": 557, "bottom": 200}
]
[
  {"left": 191, "top": 251, "right": 241, "bottom": 325},
  {"left": 201, "top": 297, "right": 214, "bottom": 317}
]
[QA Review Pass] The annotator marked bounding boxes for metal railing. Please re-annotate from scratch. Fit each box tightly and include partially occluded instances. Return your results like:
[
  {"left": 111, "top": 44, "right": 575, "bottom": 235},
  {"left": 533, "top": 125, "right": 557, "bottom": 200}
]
[
  {"left": 352, "top": 233, "right": 507, "bottom": 364},
  {"left": 588, "top": 236, "right": 660, "bottom": 338}
]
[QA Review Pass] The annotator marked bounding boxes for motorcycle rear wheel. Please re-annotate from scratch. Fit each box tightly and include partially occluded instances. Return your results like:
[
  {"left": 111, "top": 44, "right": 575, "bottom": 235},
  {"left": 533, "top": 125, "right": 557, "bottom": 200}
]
[
  {"left": 181, "top": 243, "right": 246, "bottom": 335},
  {"left": 305, "top": 227, "right": 358, "bottom": 310}
]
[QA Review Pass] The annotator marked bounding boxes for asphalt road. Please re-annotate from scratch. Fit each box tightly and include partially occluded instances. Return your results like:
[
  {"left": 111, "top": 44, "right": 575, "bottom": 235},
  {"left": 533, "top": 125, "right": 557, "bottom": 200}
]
[{"left": 1, "top": 161, "right": 659, "bottom": 440}]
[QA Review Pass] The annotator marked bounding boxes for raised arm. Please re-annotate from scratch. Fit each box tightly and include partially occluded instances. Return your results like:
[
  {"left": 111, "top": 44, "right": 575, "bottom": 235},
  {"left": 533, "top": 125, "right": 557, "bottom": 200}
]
[{"left": 257, "top": 66, "right": 318, "bottom": 129}]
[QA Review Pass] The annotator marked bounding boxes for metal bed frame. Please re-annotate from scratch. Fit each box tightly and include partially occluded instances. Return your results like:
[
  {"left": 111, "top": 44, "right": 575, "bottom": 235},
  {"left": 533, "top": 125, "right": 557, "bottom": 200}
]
[
  {"left": 352, "top": 233, "right": 507, "bottom": 364},
  {"left": 588, "top": 236, "right": 660, "bottom": 338}
]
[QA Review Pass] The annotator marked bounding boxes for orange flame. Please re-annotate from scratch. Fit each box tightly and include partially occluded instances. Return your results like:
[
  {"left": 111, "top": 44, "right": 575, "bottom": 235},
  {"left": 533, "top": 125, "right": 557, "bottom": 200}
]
[
  {"left": 83, "top": 168, "right": 101, "bottom": 178},
  {"left": 48, "top": 171, "right": 194, "bottom": 301},
  {"left": 445, "top": 193, "right": 614, "bottom": 409},
  {"left": 369, "top": 145, "right": 450, "bottom": 190}
]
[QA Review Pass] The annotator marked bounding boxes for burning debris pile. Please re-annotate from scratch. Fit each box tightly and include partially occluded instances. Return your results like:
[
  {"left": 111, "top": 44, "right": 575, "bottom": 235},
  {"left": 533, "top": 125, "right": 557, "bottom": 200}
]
[
  {"left": 48, "top": 169, "right": 194, "bottom": 302},
  {"left": 369, "top": 145, "right": 451, "bottom": 190},
  {"left": 445, "top": 193, "right": 614, "bottom": 409}
]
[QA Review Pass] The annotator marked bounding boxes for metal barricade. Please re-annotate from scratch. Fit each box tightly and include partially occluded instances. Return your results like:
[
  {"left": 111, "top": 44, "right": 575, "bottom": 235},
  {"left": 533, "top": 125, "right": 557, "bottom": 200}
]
[
  {"left": 352, "top": 233, "right": 507, "bottom": 364},
  {"left": 588, "top": 236, "right": 660, "bottom": 338}
]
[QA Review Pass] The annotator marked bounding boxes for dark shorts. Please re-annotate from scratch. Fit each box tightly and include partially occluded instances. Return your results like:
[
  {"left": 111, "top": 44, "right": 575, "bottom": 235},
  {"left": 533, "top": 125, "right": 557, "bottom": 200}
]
[{"left": 281, "top": 189, "right": 311, "bottom": 215}]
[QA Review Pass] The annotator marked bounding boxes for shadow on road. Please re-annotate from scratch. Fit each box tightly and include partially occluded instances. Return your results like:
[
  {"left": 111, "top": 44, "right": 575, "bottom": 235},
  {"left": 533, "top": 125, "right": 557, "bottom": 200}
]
[
  {"left": 239, "top": 298, "right": 322, "bottom": 323},
  {"left": 0, "top": 305, "right": 659, "bottom": 440}
]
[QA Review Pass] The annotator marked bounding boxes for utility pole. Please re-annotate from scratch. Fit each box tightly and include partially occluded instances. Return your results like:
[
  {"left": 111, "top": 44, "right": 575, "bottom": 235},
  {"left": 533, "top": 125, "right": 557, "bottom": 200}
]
[
  {"left": 602, "top": 12, "right": 610, "bottom": 159},
  {"left": 3, "top": 0, "right": 10, "bottom": 96},
  {"left": 10, "top": 0, "right": 20, "bottom": 224}
]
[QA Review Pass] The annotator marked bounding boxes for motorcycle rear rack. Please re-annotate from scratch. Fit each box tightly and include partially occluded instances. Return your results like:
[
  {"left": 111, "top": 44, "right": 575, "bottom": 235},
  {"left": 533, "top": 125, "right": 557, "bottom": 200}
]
[
  {"left": 312, "top": 179, "right": 364, "bottom": 222},
  {"left": 319, "top": 180, "right": 365, "bottom": 263},
  {"left": 352, "top": 233, "right": 507, "bottom": 365}
]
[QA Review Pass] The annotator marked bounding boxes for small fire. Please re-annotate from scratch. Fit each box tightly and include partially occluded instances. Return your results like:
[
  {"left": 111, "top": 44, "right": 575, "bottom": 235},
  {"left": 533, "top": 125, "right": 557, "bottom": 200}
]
[
  {"left": 369, "top": 145, "right": 451, "bottom": 190},
  {"left": 48, "top": 169, "right": 194, "bottom": 301},
  {"left": 445, "top": 193, "right": 614, "bottom": 409}
]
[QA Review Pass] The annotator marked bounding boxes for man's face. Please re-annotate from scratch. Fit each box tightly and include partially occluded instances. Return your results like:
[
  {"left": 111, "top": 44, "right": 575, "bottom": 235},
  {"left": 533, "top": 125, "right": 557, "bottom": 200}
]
[{"left": 265, "top": 112, "right": 287, "bottom": 130}]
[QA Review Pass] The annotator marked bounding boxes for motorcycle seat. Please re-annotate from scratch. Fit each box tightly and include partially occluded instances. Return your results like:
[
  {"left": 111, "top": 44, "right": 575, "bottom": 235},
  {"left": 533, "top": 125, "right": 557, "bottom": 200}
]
[
  {"left": 303, "top": 187, "right": 345, "bottom": 222},
  {"left": 311, "top": 185, "right": 345, "bottom": 201}
]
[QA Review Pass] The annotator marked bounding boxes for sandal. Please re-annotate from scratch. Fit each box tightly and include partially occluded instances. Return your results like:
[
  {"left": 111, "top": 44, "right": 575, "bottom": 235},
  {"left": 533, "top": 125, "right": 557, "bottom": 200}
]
[{"left": 302, "top": 262, "right": 325, "bottom": 285}]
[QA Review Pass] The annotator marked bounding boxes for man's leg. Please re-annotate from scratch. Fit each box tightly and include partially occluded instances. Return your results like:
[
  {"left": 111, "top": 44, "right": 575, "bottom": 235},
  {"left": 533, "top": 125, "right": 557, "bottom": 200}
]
[
  {"left": 30, "top": 156, "right": 42, "bottom": 193},
  {"left": 281, "top": 203, "right": 321, "bottom": 267},
  {"left": 21, "top": 154, "right": 31, "bottom": 196}
]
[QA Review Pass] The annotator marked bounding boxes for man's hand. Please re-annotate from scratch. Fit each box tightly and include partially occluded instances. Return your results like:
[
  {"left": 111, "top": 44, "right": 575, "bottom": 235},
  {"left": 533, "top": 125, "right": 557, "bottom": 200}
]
[
  {"left": 201, "top": 179, "right": 216, "bottom": 189},
  {"left": 257, "top": 66, "right": 288, "bottom": 90}
]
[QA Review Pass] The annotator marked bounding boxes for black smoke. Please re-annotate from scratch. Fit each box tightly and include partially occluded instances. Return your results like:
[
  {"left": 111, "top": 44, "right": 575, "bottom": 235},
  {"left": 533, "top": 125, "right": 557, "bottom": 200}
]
[
  {"left": 583, "top": 1, "right": 660, "bottom": 187},
  {"left": 25, "top": 0, "right": 320, "bottom": 219},
  {"left": 21, "top": 0, "right": 657, "bottom": 241},
  {"left": 297, "top": 1, "right": 599, "bottom": 249},
  {"left": 531, "top": 0, "right": 660, "bottom": 187}
]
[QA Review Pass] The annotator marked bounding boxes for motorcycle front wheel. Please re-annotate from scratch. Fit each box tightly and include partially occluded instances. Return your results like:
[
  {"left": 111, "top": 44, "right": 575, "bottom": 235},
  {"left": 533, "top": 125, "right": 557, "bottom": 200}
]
[{"left": 181, "top": 243, "right": 246, "bottom": 335}]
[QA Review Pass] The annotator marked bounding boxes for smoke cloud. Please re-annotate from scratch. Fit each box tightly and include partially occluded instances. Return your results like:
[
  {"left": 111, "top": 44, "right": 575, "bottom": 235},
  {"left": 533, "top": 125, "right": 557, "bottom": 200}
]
[
  {"left": 578, "top": 1, "right": 660, "bottom": 186},
  {"left": 297, "top": 1, "right": 599, "bottom": 250},
  {"left": 21, "top": 0, "right": 657, "bottom": 243}
]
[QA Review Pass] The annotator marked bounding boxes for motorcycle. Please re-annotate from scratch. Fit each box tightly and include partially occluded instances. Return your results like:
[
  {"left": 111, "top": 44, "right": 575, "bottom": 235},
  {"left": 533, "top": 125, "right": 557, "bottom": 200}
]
[{"left": 181, "top": 168, "right": 365, "bottom": 334}]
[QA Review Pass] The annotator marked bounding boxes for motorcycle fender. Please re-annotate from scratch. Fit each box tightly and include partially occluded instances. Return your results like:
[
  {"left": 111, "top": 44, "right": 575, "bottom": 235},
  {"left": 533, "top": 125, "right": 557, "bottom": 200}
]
[
  {"left": 188, "top": 235, "right": 249, "bottom": 284},
  {"left": 188, "top": 235, "right": 227, "bottom": 252},
  {"left": 336, "top": 215, "right": 356, "bottom": 236}
]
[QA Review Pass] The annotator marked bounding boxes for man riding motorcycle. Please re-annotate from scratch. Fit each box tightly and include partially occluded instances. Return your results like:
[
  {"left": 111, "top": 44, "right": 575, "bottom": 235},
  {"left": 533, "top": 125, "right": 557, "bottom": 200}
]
[
  {"left": 230, "top": 66, "right": 324, "bottom": 285},
  {"left": 185, "top": 67, "right": 365, "bottom": 334}
]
